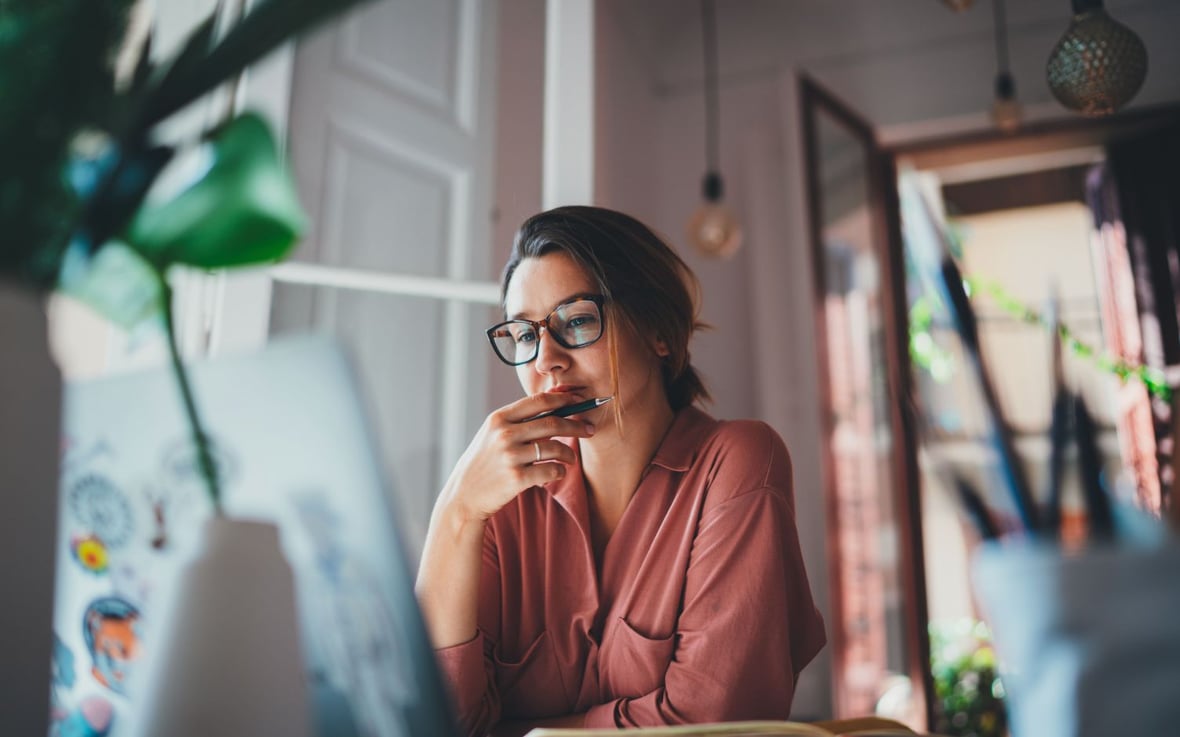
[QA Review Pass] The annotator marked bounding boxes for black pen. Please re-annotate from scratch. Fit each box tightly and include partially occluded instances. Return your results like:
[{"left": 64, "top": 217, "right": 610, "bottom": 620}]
[
  {"left": 1073, "top": 394, "right": 1115, "bottom": 541},
  {"left": 525, "top": 396, "right": 614, "bottom": 421},
  {"left": 1044, "top": 286, "right": 1068, "bottom": 540},
  {"left": 952, "top": 474, "right": 1000, "bottom": 541}
]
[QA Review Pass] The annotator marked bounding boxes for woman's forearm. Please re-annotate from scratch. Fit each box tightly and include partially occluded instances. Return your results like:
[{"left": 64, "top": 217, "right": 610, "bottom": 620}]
[
  {"left": 491, "top": 712, "right": 587, "bottom": 737},
  {"left": 415, "top": 496, "right": 488, "bottom": 649}
]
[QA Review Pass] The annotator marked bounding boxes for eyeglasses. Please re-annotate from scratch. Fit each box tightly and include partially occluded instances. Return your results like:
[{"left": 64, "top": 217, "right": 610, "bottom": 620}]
[{"left": 486, "top": 295, "right": 606, "bottom": 366}]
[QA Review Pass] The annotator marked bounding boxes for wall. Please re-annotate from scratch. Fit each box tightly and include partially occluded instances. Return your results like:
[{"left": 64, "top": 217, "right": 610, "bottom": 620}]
[{"left": 486, "top": 0, "right": 547, "bottom": 410}]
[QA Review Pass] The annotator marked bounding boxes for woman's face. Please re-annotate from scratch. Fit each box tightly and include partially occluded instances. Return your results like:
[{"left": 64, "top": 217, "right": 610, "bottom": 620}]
[{"left": 503, "top": 252, "right": 669, "bottom": 432}]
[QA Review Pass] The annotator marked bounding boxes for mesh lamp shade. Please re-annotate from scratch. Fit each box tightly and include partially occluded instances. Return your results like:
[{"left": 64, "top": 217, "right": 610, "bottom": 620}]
[{"left": 1047, "top": 0, "right": 1148, "bottom": 117}]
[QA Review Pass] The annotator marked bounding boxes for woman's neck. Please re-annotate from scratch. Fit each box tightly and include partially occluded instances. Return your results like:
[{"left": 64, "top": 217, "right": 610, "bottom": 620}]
[{"left": 578, "top": 394, "right": 676, "bottom": 549}]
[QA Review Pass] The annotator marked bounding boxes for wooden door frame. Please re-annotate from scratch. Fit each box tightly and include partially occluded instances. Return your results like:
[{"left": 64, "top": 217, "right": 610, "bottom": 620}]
[{"left": 799, "top": 73, "right": 933, "bottom": 728}]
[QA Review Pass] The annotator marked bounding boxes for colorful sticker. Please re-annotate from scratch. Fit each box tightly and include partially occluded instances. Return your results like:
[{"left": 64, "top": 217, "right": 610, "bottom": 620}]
[
  {"left": 82, "top": 597, "right": 142, "bottom": 696},
  {"left": 50, "top": 633, "right": 77, "bottom": 724},
  {"left": 55, "top": 695, "right": 114, "bottom": 737},
  {"left": 66, "top": 474, "right": 134, "bottom": 550},
  {"left": 70, "top": 535, "right": 110, "bottom": 575}
]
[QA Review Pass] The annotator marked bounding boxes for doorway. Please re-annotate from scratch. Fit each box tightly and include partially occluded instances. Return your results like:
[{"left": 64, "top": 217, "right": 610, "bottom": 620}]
[{"left": 803, "top": 70, "right": 1180, "bottom": 730}]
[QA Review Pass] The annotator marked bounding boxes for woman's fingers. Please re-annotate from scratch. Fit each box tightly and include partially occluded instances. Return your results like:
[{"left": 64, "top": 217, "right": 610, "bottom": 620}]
[
  {"left": 515, "top": 415, "right": 595, "bottom": 443},
  {"left": 519, "top": 438, "right": 577, "bottom": 466},
  {"left": 519, "top": 458, "right": 566, "bottom": 487}
]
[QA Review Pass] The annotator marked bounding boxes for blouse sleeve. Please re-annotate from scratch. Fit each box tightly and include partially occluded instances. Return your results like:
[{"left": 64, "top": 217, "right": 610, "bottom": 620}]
[
  {"left": 583, "top": 424, "right": 826, "bottom": 728},
  {"left": 433, "top": 524, "right": 504, "bottom": 737}
]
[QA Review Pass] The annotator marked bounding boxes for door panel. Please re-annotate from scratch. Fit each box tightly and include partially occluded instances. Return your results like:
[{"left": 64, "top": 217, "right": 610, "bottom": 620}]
[
  {"left": 274, "top": 0, "right": 499, "bottom": 555},
  {"left": 800, "top": 75, "right": 930, "bottom": 728}
]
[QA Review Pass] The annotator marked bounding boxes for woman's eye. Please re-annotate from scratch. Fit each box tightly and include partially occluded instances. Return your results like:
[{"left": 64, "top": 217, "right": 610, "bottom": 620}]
[
  {"left": 514, "top": 329, "right": 537, "bottom": 344},
  {"left": 565, "top": 314, "right": 598, "bottom": 329}
]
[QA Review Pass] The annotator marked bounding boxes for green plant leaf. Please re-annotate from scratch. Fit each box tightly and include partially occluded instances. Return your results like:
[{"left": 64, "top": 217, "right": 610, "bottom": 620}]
[
  {"left": 57, "top": 239, "right": 163, "bottom": 329},
  {"left": 135, "top": 0, "right": 375, "bottom": 130},
  {"left": 124, "top": 112, "right": 306, "bottom": 269},
  {"left": 148, "top": 12, "right": 217, "bottom": 100},
  {"left": 0, "top": 0, "right": 134, "bottom": 288}
]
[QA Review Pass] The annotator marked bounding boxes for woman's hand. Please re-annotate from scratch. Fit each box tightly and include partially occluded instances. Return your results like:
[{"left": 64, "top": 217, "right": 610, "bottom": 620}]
[
  {"left": 441, "top": 392, "right": 596, "bottom": 522},
  {"left": 418, "top": 392, "right": 595, "bottom": 649}
]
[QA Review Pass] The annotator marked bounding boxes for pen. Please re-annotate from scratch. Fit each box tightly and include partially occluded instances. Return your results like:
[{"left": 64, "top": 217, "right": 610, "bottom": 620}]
[
  {"left": 904, "top": 183, "right": 1039, "bottom": 533},
  {"left": 952, "top": 474, "right": 1000, "bottom": 541},
  {"left": 1073, "top": 394, "right": 1115, "bottom": 541},
  {"left": 525, "top": 396, "right": 614, "bottom": 421},
  {"left": 1045, "top": 286, "right": 1068, "bottom": 540}
]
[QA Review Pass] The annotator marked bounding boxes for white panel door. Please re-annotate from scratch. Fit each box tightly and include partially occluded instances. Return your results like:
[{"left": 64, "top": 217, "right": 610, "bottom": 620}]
[{"left": 271, "top": 0, "right": 499, "bottom": 560}]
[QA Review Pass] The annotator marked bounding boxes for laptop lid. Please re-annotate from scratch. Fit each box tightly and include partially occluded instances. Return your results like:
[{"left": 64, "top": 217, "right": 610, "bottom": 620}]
[{"left": 52, "top": 335, "right": 458, "bottom": 737}]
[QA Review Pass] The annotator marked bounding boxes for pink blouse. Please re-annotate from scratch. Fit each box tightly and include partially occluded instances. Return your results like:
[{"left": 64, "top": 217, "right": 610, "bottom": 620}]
[{"left": 435, "top": 406, "right": 826, "bottom": 735}]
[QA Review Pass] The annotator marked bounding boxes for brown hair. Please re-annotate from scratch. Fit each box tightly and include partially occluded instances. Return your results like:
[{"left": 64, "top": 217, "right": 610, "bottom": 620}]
[{"left": 501, "top": 206, "right": 710, "bottom": 412}]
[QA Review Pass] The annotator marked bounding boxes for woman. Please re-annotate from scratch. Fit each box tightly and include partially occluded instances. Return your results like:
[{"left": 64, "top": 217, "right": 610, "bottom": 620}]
[{"left": 416, "top": 206, "right": 825, "bottom": 736}]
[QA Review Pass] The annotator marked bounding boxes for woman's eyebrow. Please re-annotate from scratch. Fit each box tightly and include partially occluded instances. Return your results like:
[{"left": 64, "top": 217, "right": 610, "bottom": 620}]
[{"left": 507, "top": 292, "right": 594, "bottom": 321}]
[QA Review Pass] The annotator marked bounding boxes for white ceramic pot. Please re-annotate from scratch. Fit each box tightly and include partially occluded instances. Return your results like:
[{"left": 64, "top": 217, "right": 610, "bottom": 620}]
[
  {"left": 0, "top": 282, "right": 60, "bottom": 736},
  {"left": 973, "top": 541, "right": 1180, "bottom": 737},
  {"left": 132, "top": 516, "right": 312, "bottom": 737}
]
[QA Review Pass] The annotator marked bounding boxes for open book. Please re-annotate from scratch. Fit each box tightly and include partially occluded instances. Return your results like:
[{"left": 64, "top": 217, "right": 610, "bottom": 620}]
[{"left": 525, "top": 718, "right": 920, "bottom": 737}]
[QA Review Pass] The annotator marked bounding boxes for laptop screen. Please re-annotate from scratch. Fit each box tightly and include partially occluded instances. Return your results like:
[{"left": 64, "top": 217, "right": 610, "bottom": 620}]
[{"left": 52, "top": 335, "right": 458, "bottom": 737}]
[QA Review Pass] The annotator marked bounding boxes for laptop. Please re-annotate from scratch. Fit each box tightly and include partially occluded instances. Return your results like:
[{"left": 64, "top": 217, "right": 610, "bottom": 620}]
[{"left": 51, "top": 335, "right": 458, "bottom": 737}]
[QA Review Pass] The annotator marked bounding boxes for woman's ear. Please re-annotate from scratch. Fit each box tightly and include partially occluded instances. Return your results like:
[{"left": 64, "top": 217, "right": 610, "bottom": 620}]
[{"left": 653, "top": 338, "right": 671, "bottom": 358}]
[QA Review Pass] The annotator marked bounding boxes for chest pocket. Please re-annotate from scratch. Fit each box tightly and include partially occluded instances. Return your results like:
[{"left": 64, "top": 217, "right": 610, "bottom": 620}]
[
  {"left": 493, "top": 629, "right": 570, "bottom": 719},
  {"left": 598, "top": 617, "right": 676, "bottom": 700}
]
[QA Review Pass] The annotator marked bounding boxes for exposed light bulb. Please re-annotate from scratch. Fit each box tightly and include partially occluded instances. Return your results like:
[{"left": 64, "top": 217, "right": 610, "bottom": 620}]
[
  {"left": 689, "top": 202, "right": 743, "bottom": 259},
  {"left": 991, "top": 72, "right": 1022, "bottom": 133},
  {"left": 688, "top": 173, "right": 743, "bottom": 259},
  {"left": 1046, "top": 0, "right": 1148, "bottom": 117}
]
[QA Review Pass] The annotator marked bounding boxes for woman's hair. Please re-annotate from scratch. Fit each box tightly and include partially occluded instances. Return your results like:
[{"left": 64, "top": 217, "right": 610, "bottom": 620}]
[{"left": 501, "top": 206, "right": 710, "bottom": 411}]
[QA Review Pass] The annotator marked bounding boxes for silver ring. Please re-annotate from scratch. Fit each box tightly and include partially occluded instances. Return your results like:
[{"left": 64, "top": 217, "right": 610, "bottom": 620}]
[{"left": 533, "top": 441, "right": 542, "bottom": 463}]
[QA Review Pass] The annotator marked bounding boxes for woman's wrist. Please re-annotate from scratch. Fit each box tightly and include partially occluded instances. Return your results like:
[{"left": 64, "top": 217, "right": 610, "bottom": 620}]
[{"left": 435, "top": 494, "right": 488, "bottom": 540}]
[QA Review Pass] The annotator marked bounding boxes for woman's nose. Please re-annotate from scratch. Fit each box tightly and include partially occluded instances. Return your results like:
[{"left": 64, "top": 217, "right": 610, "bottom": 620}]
[{"left": 533, "top": 327, "right": 570, "bottom": 374}]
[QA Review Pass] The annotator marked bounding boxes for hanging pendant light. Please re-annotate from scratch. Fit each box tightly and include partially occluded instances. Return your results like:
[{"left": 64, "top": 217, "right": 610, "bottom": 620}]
[
  {"left": 990, "top": 0, "right": 1021, "bottom": 132},
  {"left": 1046, "top": 0, "right": 1148, "bottom": 117},
  {"left": 688, "top": 0, "right": 742, "bottom": 259}
]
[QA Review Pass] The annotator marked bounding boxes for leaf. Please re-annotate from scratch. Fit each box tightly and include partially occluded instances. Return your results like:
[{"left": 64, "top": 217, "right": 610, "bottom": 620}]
[
  {"left": 124, "top": 112, "right": 306, "bottom": 269},
  {"left": 149, "top": 12, "right": 217, "bottom": 99},
  {"left": 57, "top": 238, "right": 163, "bottom": 329},
  {"left": 0, "top": 0, "right": 135, "bottom": 288},
  {"left": 81, "top": 144, "right": 176, "bottom": 250},
  {"left": 136, "top": 0, "right": 375, "bottom": 130},
  {"left": 129, "top": 26, "right": 155, "bottom": 95}
]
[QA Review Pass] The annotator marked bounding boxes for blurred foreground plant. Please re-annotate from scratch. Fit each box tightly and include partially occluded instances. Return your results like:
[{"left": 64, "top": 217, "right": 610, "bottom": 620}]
[{"left": 0, "top": 0, "right": 375, "bottom": 513}]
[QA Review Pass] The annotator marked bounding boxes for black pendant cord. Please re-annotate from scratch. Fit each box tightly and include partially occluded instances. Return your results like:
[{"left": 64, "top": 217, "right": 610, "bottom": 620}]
[
  {"left": 993, "top": 0, "right": 1010, "bottom": 78},
  {"left": 993, "top": 0, "right": 1017, "bottom": 99},
  {"left": 1072, "top": 0, "right": 1103, "bottom": 14},
  {"left": 701, "top": 0, "right": 721, "bottom": 199}
]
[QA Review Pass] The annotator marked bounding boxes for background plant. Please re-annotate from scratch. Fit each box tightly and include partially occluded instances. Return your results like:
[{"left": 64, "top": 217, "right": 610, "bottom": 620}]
[{"left": 929, "top": 618, "right": 1008, "bottom": 737}]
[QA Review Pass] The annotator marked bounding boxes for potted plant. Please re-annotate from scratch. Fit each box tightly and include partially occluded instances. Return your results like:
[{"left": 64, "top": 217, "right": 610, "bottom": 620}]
[{"left": 0, "top": 1, "right": 374, "bottom": 733}]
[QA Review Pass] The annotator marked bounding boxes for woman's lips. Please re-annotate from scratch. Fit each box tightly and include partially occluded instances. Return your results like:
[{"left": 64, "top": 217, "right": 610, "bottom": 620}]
[{"left": 547, "top": 385, "right": 584, "bottom": 394}]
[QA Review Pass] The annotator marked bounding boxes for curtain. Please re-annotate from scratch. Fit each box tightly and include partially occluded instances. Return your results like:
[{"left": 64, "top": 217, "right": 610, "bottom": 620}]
[{"left": 1087, "top": 122, "right": 1180, "bottom": 513}]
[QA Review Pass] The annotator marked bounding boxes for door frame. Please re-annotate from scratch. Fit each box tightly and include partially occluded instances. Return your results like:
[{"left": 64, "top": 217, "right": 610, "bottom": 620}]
[{"left": 799, "top": 73, "right": 933, "bottom": 727}]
